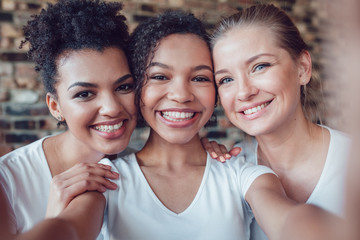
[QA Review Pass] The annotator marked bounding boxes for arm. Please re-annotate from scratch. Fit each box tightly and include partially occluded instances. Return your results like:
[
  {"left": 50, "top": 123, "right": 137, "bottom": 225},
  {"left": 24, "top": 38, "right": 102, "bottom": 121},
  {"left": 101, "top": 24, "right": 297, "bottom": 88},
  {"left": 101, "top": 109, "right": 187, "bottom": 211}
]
[
  {"left": 201, "top": 137, "right": 242, "bottom": 162},
  {"left": 245, "top": 174, "right": 342, "bottom": 240},
  {"left": 47, "top": 162, "right": 118, "bottom": 217},
  {"left": 0, "top": 183, "right": 78, "bottom": 240},
  {"left": 279, "top": 204, "right": 343, "bottom": 240},
  {"left": 245, "top": 173, "right": 295, "bottom": 240},
  {"left": 13, "top": 191, "right": 104, "bottom": 240},
  {"left": 51, "top": 191, "right": 106, "bottom": 240},
  {"left": 1, "top": 168, "right": 106, "bottom": 240}
]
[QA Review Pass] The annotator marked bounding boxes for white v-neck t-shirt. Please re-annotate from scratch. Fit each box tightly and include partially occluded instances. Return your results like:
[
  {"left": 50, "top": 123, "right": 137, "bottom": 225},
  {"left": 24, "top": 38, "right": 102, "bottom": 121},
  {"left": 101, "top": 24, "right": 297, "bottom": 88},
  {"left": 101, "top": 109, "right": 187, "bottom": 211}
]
[
  {"left": 235, "top": 126, "right": 351, "bottom": 240},
  {"left": 100, "top": 153, "right": 274, "bottom": 240}
]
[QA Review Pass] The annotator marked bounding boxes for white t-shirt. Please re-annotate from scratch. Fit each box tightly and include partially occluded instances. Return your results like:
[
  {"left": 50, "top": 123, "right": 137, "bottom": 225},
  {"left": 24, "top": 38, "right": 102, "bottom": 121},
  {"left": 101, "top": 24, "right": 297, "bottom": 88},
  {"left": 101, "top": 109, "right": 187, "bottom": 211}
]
[
  {"left": 100, "top": 153, "right": 275, "bottom": 240},
  {"left": 0, "top": 137, "right": 52, "bottom": 233},
  {"left": 235, "top": 126, "right": 351, "bottom": 240},
  {"left": 0, "top": 136, "right": 132, "bottom": 239}
]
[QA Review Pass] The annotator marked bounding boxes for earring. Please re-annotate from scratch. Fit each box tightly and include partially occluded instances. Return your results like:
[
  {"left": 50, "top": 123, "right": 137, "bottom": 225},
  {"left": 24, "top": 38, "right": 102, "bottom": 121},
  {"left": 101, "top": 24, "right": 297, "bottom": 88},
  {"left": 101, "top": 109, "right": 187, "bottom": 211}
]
[{"left": 56, "top": 115, "right": 62, "bottom": 121}]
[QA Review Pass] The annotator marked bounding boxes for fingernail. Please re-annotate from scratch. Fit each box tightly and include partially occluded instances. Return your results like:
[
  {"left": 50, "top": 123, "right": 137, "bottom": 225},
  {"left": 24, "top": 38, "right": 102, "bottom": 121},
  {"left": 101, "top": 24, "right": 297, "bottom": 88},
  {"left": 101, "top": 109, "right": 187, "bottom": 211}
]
[
  {"left": 225, "top": 153, "right": 231, "bottom": 159},
  {"left": 220, "top": 156, "right": 225, "bottom": 162},
  {"left": 211, "top": 152, "right": 218, "bottom": 158}
]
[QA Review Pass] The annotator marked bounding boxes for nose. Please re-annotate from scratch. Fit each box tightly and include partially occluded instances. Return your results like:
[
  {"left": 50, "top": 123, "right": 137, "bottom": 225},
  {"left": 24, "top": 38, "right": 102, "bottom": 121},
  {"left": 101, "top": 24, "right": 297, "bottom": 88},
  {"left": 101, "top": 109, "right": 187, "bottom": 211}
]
[
  {"left": 235, "top": 75, "right": 258, "bottom": 101},
  {"left": 98, "top": 92, "right": 124, "bottom": 117},
  {"left": 167, "top": 78, "right": 194, "bottom": 103}
]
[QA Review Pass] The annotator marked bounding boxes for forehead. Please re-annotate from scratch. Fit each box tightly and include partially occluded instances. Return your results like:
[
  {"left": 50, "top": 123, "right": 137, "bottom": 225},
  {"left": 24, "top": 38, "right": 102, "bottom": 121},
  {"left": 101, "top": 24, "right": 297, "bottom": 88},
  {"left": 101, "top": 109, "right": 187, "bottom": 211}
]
[
  {"left": 151, "top": 34, "right": 211, "bottom": 63},
  {"left": 218, "top": 25, "right": 279, "bottom": 50},
  {"left": 213, "top": 25, "right": 287, "bottom": 61},
  {"left": 56, "top": 47, "right": 129, "bottom": 85}
]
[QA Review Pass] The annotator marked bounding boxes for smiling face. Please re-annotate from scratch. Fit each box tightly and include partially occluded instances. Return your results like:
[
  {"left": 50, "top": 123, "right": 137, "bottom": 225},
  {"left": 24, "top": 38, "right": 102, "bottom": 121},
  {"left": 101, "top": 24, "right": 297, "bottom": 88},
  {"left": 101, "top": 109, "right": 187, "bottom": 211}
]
[
  {"left": 213, "top": 26, "right": 308, "bottom": 136},
  {"left": 140, "top": 34, "right": 215, "bottom": 144},
  {"left": 47, "top": 47, "right": 137, "bottom": 155}
]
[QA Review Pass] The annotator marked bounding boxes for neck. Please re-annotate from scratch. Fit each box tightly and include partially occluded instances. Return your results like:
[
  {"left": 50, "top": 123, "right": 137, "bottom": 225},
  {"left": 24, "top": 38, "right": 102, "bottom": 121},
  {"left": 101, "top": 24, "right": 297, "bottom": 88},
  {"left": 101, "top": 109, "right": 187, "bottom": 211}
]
[
  {"left": 255, "top": 111, "right": 323, "bottom": 170},
  {"left": 44, "top": 131, "right": 105, "bottom": 176},
  {"left": 136, "top": 130, "right": 207, "bottom": 169}
]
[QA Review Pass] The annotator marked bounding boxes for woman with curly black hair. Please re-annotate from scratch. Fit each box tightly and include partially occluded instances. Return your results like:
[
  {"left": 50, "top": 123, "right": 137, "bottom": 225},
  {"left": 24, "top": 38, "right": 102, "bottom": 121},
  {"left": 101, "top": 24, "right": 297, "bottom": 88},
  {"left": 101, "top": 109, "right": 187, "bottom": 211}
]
[{"left": 0, "top": 0, "right": 137, "bottom": 239}]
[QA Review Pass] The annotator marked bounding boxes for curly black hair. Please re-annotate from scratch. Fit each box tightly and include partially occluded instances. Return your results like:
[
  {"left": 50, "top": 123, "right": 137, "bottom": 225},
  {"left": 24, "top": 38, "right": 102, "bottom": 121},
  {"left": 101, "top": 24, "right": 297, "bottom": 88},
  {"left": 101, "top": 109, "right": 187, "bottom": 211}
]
[
  {"left": 127, "top": 10, "right": 215, "bottom": 124},
  {"left": 20, "top": 0, "right": 129, "bottom": 96}
]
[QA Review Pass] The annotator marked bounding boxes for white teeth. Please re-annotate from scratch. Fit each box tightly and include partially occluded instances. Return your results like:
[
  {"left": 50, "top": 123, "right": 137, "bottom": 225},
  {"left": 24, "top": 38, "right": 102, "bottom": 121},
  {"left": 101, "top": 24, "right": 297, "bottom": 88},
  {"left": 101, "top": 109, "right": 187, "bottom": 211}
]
[
  {"left": 162, "top": 111, "right": 195, "bottom": 121},
  {"left": 243, "top": 103, "right": 269, "bottom": 115},
  {"left": 94, "top": 122, "right": 123, "bottom": 133}
]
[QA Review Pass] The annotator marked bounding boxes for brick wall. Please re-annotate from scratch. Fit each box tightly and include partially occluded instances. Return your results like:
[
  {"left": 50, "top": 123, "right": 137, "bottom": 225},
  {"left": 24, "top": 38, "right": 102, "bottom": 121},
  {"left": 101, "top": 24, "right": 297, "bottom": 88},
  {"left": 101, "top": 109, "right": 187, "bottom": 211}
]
[{"left": 0, "top": 0, "right": 329, "bottom": 156}]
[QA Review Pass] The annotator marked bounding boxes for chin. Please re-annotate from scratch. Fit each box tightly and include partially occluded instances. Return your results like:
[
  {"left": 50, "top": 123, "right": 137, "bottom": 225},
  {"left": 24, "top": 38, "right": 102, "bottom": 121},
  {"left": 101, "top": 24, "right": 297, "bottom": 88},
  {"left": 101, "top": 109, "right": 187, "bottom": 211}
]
[{"left": 101, "top": 140, "right": 131, "bottom": 155}]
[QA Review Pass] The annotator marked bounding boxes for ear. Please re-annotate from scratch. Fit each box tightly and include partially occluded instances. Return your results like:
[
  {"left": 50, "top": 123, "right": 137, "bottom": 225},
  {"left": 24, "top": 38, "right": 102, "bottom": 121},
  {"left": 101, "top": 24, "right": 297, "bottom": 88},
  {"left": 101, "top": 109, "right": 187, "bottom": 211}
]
[
  {"left": 298, "top": 50, "right": 312, "bottom": 85},
  {"left": 46, "top": 93, "right": 62, "bottom": 120}
]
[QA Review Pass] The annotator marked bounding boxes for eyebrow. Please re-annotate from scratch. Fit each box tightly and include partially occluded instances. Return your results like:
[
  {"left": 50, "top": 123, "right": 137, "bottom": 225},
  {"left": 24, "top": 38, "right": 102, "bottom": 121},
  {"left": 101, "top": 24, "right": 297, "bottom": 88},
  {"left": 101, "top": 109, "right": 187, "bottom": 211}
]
[
  {"left": 246, "top": 53, "right": 276, "bottom": 65},
  {"left": 67, "top": 73, "right": 133, "bottom": 91},
  {"left": 148, "top": 62, "right": 172, "bottom": 70},
  {"left": 214, "top": 53, "right": 276, "bottom": 76},
  {"left": 149, "top": 62, "right": 212, "bottom": 72},
  {"left": 193, "top": 65, "right": 213, "bottom": 72}
]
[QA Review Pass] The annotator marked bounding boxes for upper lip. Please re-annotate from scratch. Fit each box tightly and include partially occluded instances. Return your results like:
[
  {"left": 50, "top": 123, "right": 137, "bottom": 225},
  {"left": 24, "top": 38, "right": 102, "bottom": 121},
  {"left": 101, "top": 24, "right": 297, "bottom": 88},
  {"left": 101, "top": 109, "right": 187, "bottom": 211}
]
[{"left": 237, "top": 100, "right": 272, "bottom": 113}]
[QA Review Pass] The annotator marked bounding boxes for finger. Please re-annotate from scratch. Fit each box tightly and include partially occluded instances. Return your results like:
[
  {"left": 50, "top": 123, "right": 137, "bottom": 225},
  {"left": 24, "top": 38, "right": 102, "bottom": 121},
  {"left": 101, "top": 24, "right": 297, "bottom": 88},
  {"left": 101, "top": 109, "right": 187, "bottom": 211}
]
[
  {"left": 52, "top": 168, "right": 119, "bottom": 196},
  {"left": 56, "top": 163, "right": 119, "bottom": 184},
  {"left": 64, "top": 171, "right": 118, "bottom": 190},
  {"left": 61, "top": 181, "right": 108, "bottom": 203},
  {"left": 210, "top": 141, "right": 223, "bottom": 159},
  {"left": 60, "top": 176, "right": 118, "bottom": 200},
  {"left": 201, "top": 138, "right": 218, "bottom": 159},
  {"left": 218, "top": 145, "right": 232, "bottom": 159},
  {"left": 229, "top": 147, "right": 242, "bottom": 156},
  {"left": 96, "top": 163, "right": 112, "bottom": 170}
]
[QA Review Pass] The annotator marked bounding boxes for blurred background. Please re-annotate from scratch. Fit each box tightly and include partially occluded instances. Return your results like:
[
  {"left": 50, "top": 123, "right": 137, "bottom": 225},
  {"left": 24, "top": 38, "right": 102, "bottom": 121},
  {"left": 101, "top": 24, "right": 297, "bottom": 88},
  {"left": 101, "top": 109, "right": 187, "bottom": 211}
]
[{"left": 0, "top": 0, "right": 342, "bottom": 155}]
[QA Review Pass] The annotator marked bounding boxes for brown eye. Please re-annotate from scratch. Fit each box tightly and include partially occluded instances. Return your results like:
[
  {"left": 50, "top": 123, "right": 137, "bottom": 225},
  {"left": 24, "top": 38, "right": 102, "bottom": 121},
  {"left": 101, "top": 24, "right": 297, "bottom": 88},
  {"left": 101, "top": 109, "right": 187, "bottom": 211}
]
[
  {"left": 74, "top": 91, "right": 94, "bottom": 99},
  {"left": 116, "top": 83, "right": 134, "bottom": 93},
  {"left": 150, "top": 75, "right": 168, "bottom": 80},
  {"left": 193, "top": 76, "right": 210, "bottom": 82}
]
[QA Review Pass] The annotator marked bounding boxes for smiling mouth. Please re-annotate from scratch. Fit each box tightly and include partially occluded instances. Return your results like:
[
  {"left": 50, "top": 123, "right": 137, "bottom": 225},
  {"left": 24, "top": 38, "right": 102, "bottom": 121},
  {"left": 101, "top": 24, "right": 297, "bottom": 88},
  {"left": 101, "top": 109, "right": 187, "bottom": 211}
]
[
  {"left": 93, "top": 121, "right": 124, "bottom": 133},
  {"left": 243, "top": 102, "right": 270, "bottom": 115},
  {"left": 161, "top": 111, "right": 195, "bottom": 122}
]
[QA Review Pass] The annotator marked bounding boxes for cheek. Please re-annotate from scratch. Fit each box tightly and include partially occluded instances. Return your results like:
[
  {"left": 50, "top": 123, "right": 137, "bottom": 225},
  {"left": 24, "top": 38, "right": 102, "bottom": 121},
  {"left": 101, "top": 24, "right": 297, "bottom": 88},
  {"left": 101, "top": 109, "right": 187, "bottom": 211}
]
[
  {"left": 121, "top": 93, "right": 137, "bottom": 116},
  {"left": 218, "top": 87, "right": 235, "bottom": 111},
  {"left": 62, "top": 102, "right": 92, "bottom": 121},
  {"left": 140, "top": 85, "right": 160, "bottom": 108},
  {"left": 200, "top": 87, "right": 216, "bottom": 106}
]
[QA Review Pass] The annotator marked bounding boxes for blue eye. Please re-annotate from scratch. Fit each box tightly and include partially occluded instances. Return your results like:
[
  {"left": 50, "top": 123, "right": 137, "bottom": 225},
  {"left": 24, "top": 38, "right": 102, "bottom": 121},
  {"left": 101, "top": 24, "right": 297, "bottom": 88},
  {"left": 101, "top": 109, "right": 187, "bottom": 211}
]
[
  {"left": 254, "top": 63, "right": 271, "bottom": 72},
  {"left": 218, "top": 77, "right": 233, "bottom": 85}
]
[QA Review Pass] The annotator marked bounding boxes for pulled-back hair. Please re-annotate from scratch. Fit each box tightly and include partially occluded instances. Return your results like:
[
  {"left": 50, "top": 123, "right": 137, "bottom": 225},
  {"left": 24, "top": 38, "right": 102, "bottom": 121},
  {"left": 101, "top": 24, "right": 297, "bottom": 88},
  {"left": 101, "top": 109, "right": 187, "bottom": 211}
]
[
  {"left": 127, "top": 10, "right": 213, "bottom": 123},
  {"left": 211, "top": 4, "right": 323, "bottom": 122},
  {"left": 20, "top": 0, "right": 129, "bottom": 96}
]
